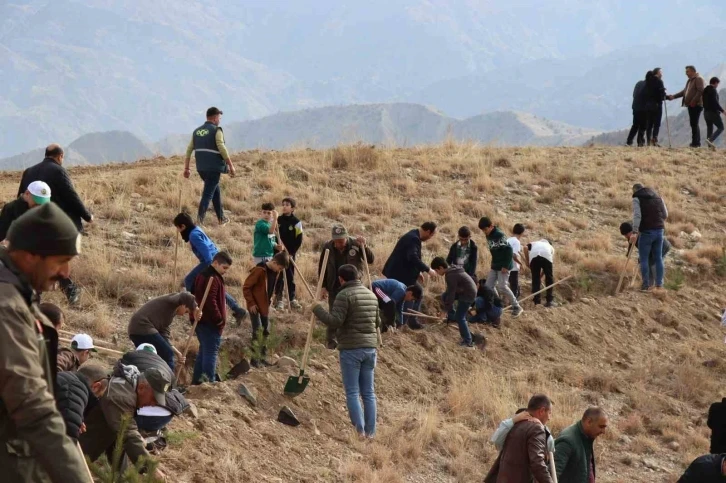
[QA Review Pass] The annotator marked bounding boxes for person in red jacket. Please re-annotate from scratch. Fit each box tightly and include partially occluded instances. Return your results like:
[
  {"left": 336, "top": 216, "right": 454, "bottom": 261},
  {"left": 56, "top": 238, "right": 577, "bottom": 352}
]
[{"left": 192, "top": 251, "right": 232, "bottom": 384}]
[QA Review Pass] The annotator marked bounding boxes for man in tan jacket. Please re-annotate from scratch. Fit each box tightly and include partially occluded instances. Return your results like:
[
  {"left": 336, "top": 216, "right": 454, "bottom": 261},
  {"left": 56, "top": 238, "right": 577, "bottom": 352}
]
[
  {"left": 668, "top": 65, "right": 706, "bottom": 147},
  {"left": 0, "top": 203, "right": 90, "bottom": 482},
  {"left": 485, "top": 394, "right": 554, "bottom": 483}
]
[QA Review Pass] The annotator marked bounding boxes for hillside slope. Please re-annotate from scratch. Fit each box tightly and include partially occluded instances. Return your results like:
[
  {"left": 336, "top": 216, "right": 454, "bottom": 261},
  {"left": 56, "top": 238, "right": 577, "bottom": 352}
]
[{"left": 0, "top": 146, "right": 724, "bottom": 482}]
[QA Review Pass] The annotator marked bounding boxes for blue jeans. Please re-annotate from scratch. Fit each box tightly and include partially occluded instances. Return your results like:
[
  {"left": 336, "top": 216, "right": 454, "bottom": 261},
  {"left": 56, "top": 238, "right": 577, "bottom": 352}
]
[
  {"left": 129, "top": 333, "right": 175, "bottom": 372},
  {"left": 442, "top": 294, "right": 473, "bottom": 344},
  {"left": 339, "top": 348, "right": 377, "bottom": 437},
  {"left": 402, "top": 299, "right": 422, "bottom": 326},
  {"left": 192, "top": 324, "right": 222, "bottom": 384},
  {"left": 197, "top": 170, "right": 224, "bottom": 222},
  {"left": 638, "top": 229, "right": 664, "bottom": 288},
  {"left": 184, "top": 262, "right": 242, "bottom": 315},
  {"left": 469, "top": 297, "right": 503, "bottom": 324},
  {"left": 135, "top": 415, "right": 173, "bottom": 432}
]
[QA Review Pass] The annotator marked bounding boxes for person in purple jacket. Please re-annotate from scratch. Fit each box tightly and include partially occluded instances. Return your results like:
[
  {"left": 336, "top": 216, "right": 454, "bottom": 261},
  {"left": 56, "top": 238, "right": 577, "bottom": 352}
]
[{"left": 173, "top": 212, "right": 247, "bottom": 324}]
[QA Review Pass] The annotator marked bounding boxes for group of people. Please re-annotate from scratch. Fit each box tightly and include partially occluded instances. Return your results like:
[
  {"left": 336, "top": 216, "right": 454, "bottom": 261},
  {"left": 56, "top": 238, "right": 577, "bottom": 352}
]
[{"left": 627, "top": 65, "right": 725, "bottom": 149}]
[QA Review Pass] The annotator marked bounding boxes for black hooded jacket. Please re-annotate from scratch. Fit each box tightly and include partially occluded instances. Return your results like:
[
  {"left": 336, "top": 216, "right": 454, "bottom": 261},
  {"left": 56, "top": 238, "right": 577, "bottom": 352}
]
[{"left": 55, "top": 371, "right": 90, "bottom": 440}]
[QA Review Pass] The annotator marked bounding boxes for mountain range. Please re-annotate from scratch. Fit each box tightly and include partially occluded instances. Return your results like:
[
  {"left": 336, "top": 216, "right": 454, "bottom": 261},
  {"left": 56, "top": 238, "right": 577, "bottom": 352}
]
[
  {"left": 2, "top": 0, "right": 726, "bottom": 158},
  {"left": 0, "top": 104, "right": 600, "bottom": 169}
]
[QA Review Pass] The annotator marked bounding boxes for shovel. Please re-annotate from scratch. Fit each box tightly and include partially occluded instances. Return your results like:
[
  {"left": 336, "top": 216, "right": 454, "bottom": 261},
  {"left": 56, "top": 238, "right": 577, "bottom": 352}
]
[
  {"left": 615, "top": 236, "right": 638, "bottom": 295},
  {"left": 284, "top": 249, "right": 329, "bottom": 397},
  {"left": 174, "top": 276, "right": 214, "bottom": 383}
]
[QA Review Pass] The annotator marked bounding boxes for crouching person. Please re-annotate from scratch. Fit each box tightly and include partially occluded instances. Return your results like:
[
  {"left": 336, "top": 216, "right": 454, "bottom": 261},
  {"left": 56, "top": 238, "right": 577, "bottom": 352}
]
[
  {"left": 312, "top": 265, "right": 380, "bottom": 438},
  {"left": 469, "top": 281, "right": 503, "bottom": 328},
  {"left": 55, "top": 363, "right": 110, "bottom": 442},
  {"left": 431, "top": 257, "right": 477, "bottom": 348},
  {"left": 79, "top": 366, "right": 170, "bottom": 480}
]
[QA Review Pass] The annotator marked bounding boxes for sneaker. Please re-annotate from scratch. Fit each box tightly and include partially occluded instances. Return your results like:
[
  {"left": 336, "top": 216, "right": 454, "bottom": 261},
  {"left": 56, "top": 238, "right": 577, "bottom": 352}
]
[
  {"left": 459, "top": 340, "right": 475, "bottom": 348},
  {"left": 707, "top": 139, "right": 716, "bottom": 151},
  {"left": 219, "top": 217, "right": 231, "bottom": 226},
  {"left": 233, "top": 308, "right": 248, "bottom": 327},
  {"left": 511, "top": 307, "right": 524, "bottom": 318},
  {"left": 290, "top": 299, "right": 302, "bottom": 310},
  {"left": 640, "top": 285, "right": 651, "bottom": 293},
  {"left": 275, "top": 300, "right": 285, "bottom": 310},
  {"left": 544, "top": 300, "right": 558, "bottom": 308}
]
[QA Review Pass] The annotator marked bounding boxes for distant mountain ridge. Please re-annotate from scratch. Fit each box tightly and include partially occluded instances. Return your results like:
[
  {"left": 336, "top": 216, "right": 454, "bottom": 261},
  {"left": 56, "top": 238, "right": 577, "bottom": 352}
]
[{"left": 0, "top": 103, "right": 600, "bottom": 169}]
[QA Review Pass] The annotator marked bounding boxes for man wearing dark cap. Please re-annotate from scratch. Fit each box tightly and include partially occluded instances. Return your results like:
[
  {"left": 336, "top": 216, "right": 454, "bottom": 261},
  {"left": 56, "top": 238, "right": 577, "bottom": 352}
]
[
  {"left": 80, "top": 366, "right": 169, "bottom": 480},
  {"left": 17, "top": 144, "right": 92, "bottom": 305},
  {"left": 629, "top": 183, "right": 668, "bottom": 292},
  {"left": 318, "top": 224, "right": 374, "bottom": 349},
  {"left": 0, "top": 202, "right": 90, "bottom": 482},
  {"left": 183, "top": 107, "right": 237, "bottom": 226}
]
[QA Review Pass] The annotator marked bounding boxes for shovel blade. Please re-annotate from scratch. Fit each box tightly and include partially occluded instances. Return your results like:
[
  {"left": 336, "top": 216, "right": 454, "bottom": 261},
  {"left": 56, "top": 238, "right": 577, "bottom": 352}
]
[{"left": 284, "top": 373, "right": 310, "bottom": 397}]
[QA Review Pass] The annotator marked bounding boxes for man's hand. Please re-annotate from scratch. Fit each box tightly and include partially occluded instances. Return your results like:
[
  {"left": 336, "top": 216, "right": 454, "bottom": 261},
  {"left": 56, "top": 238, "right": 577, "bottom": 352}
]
[
  {"left": 194, "top": 307, "right": 202, "bottom": 322},
  {"left": 356, "top": 235, "right": 366, "bottom": 247},
  {"left": 0, "top": 240, "right": 8, "bottom": 248},
  {"left": 428, "top": 268, "right": 437, "bottom": 277},
  {"left": 249, "top": 305, "right": 258, "bottom": 315},
  {"left": 154, "top": 468, "right": 167, "bottom": 482},
  {"left": 87, "top": 215, "right": 94, "bottom": 224},
  {"left": 275, "top": 243, "right": 283, "bottom": 252},
  {"left": 79, "top": 422, "right": 87, "bottom": 434},
  {"left": 500, "top": 267, "right": 509, "bottom": 274},
  {"left": 666, "top": 95, "right": 673, "bottom": 101},
  {"left": 512, "top": 411, "right": 533, "bottom": 424},
  {"left": 227, "top": 162, "right": 236, "bottom": 178},
  {"left": 183, "top": 166, "right": 191, "bottom": 179},
  {"left": 272, "top": 210, "right": 279, "bottom": 219},
  {"left": 629, "top": 233, "right": 638, "bottom": 244},
  {"left": 320, "top": 288, "right": 328, "bottom": 300}
]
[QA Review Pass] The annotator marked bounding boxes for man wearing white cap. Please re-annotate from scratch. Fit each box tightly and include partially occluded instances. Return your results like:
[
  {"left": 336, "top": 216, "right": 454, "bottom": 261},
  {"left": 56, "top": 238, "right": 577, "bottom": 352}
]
[
  {"left": 57, "top": 334, "right": 97, "bottom": 372},
  {"left": 0, "top": 180, "right": 51, "bottom": 242}
]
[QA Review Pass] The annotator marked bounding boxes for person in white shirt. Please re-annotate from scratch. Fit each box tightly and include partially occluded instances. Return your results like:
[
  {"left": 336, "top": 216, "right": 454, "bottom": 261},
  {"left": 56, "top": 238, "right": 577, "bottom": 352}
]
[
  {"left": 526, "top": 239, "right": 556, "bottom": 307},
  {"left": 507, "top": 224, "right": 525, "bottom": 298},
  {"left": 492, "top": 408, "right": 555, "bottom": 453}
]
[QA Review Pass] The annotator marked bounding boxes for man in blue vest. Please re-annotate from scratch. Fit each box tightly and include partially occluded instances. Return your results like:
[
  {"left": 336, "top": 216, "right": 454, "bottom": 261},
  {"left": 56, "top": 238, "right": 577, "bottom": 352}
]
[{"left": 183, "top": 107, "right": 237, "bottom": 226}]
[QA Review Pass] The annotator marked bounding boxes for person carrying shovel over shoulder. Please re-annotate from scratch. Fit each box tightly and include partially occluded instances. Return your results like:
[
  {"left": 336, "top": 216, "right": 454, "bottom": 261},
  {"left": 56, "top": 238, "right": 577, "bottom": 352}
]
[
  {"left": 243, "top": 251, "right": 290, "bottom": 368},
  {"left": 311, "top": 265, "right": 380, "bottom": 439}
]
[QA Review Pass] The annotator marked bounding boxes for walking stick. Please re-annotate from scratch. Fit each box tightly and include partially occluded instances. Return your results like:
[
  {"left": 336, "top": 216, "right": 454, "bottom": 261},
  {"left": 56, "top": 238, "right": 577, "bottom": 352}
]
[
  {"left": 615, "top": 236, "right": 638, "bottom": 295},
  {"left": 502, "top": 275, "right": 574, "bottom": 311},
  {"left": 171, "top": 179, "right": 184, "bottom": 292},
  {"left": 361, "top": 244, "right": 383, "bottom": 347},
  {"left": 77, "top": 441, "right": 94, "bottom": 482},
  {"left": 664, "top": 101, "right": 672, "bottom": 149},
  {"left": 549, "top": 452, "right": 558, "bottom": 483},
  {"left": 275, "top": 227, "right": 291, "bottom": 311},
  {"left": 174, "top": 276, "right": 214, "bottom": 382}
]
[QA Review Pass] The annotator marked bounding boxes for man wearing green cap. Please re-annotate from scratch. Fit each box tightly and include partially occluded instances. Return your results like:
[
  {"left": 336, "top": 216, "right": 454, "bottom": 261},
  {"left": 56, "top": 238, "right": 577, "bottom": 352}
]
[
  {"left": 0, "top": 180, "right": 51, "bottom": 242},
  {"left": 0, "top": 202, "right": 90, "bottom": 482},
  {"left": 80, "top": 366, "right": 169, "bottom": 480}
]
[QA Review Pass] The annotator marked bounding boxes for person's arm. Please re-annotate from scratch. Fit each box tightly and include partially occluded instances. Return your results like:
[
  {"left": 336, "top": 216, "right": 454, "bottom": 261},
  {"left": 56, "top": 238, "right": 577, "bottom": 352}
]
[
  {"left": 632, "top": 198, "right": 642, "bottom": 234},
  {"left": 290, "top": 219, "right": 304, "bottom": 254},
  {"left": 490, "top": 418, "right": 514, "bottom": 450},
  {"left": 553, "top": 438, "right": 573, "bottom": 479},
  {"left": 0, "top": 203, "right": 13, "bottom": 241},
  {"left": 445, "top": 243, "right": 456, "bottom": 266},
  {"left": 468, "top": 244, "right": 479, "bottom": 277},
  {"left": 215, "top": 128, "right": 235, "bottom": 176},
  {"left": 184, "top": 134, "right": 194, "bottom": 176},
  {"left": 17, "top": 169, "right": 28, "bottom": 197},
  {"left": 189, "top": 230, "right": 214, "bottom": 264},
  {"left": 677, "top": 458, "right": 706, "bottom": 483},
  {"left": 528, "top": 428, "right": 554, "bottom": 483},
  {"left": 243, "top": 270, "right": 262, "bottom": 312},
  {"left": 312, "top": 293, "right": 349, "bottom": 329},
  {"left": 101, "top": 396, "right": 151, "bottom": 465},
  {"left": 0, "top": 307, "right": 90, "bottom": 482},
  {"left": 406, "top": 239, "right": 430, "bottom": 274},
  {"left": 58, "top": 168, "right": 92, "bottom": 222},
  {"left": 661, "top": 198, "right": 668, "bottom": 220},
  {"left": 204, "top": 277, "right": 223, "bottom": 323},
  {"left": 269, "top": 214, "right": 278, "bottom": 234},
  {"left": 690, "top": 77, "right": 705, "bottom": 105},
  {"left": 441, "top": 274, "right": 456, "bottom": 311},
  {"left": 670, "top": 87, "right": 685, "bottom": 100}
]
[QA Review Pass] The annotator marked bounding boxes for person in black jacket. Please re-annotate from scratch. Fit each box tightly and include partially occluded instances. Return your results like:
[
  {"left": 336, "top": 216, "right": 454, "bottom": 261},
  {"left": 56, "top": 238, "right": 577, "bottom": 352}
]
[
  {"left": 704, "top": 77, "right": 725, "bottom": 150},
  {"left": 445, "top": 226, "right": 478, "bottom": 281},
  {"left": 626, "top": 72, "right": 649, "bottom": 147},
  {"left": 630, "top": 183, "right": 668, "bottom": 291},
  {"left": 17, "top": 145, "right": 93, "bottom": 305},
  {"left": 55, "top": 363, "right": 109, "bottom": 441},
  {"left": 0, "top": 180, "right": 51, "bottom": 241},
  {"left": 678, "top": 454, "right": 726, "bottom": 482},
  {"left": 382, "top": 222, "right": 438, "bottom": 329},
  {"left": 274, "top": 197, "right": 304, "bottom": 310},
  {"left": 645, "top": 68, "right": 667, "bottom": 146},
  {"left": 708, "top": 398, "right": 726, "bottom": 454}
]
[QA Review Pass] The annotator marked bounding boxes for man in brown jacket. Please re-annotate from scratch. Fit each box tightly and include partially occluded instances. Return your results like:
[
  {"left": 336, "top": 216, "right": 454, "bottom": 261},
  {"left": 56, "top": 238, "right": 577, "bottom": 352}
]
[
  {"left": 0, "top": 202, "right": 90, "bottom": 482},
  {"left": 668, "top": 65, "right": 706, "bottom": 147},
  {"left": 485, "top": 394, "right": 554, "bottom": 483},
  {"left": 56, "top": 334, "right": 97, "bottom": 373}
]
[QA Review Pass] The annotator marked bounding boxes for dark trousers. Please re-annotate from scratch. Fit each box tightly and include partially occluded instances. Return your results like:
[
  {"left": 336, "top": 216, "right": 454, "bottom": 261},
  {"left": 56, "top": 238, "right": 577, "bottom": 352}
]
[
  {"left": 646, "top": 106, "right": 662, "bottom": 143},
  {"left": 705, "top": 111, "right": 725, "bottom": 143},
  {"left": 250, "top": 312, "right": 270, "bottom": 359},
  {"left": 274, "top": 257, "right": 296, "bottom": 300},
  {"left": 530, "top": 256, "right": 554, "bottom": 304},
  {"left": 508, "top": 271, "right": 520, "bottom": 298},
  {"left": 129, "top": 333, "right": 175, "bottom": 372},
  {"left": 136, "top": 415, "right": 173, "bottom": 432},
  {"left": 197, "top": 170, "right": 223, "bottom": 222},
  {"left": 627, "top": 110, "right": 647, "bottom": 146},
  {"left": 688, "top": 106, "right": 704, "bottom": 146}
]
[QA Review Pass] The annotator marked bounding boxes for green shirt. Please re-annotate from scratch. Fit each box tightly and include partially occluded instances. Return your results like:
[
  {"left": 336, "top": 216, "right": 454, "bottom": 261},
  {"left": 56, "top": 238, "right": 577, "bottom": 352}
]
[{"left": 253, "top": 219, "right": 276, "bottom": 258}]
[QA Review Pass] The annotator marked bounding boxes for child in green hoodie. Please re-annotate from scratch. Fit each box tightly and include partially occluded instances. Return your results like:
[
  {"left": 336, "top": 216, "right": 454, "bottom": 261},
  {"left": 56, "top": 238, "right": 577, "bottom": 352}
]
[{"left": 478, "top": 217, "right": 523, "bottom": 318}]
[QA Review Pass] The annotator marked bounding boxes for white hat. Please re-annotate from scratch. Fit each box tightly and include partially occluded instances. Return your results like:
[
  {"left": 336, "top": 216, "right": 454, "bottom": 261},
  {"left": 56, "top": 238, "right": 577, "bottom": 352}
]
[
  {"left": 71, "top": 334, "right": 97, "bottom": 352},
  {"left": 136, "top": 343, "right": 158, "bottom": 354},
  {"left": 27, "top": 181, "right": 51, "bottom": 205}
]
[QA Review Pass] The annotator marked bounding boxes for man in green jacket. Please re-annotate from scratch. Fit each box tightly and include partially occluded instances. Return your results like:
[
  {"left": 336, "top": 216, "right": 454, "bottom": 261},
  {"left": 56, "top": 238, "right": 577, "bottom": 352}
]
[
  {"left": 555, "top": 407, "right": 609, "bottom": 483},
  {"left": 0, "top": 202, "right": 90, "bottom": 482},
  {"left": 312, "top": 265, "right": 380, "bottom": 438},
  {"left": 478, "top": 217, "right": 523, "bottom": 317}
]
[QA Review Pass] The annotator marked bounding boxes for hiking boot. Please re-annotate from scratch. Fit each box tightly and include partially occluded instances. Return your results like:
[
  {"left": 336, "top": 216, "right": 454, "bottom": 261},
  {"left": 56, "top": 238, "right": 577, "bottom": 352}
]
[
  {"left": 275, "top": 300, "right": 285, "bottom": 311},
  {"left": 511, "top": 307, "right": 524, "bottom": 318},
  {"left": 233, "top": 308, "right": 248, "bottom": 327},
  {"left": 65, "top": 286, "right": 81, "bottom": 306},
  {"left": 707, "top": 139, "right": 716, "bottom": 151},
  {"left": 544, "top": 300, "right": 558, "bottom": 308},
  {"left": 640, "top": 285, "right": 651, "bottom": 293},
  {"left": 407, "top": 319, "right": 424, "bottom": 330},
  {"left": 459, "top": 340, "right": 475, "bottom": 348},
  {"left": 290, "top": 299, "right": 302, "bottom": 310},
  {"left": 219, "top": 217, "right": 231, "bottom": 226}
]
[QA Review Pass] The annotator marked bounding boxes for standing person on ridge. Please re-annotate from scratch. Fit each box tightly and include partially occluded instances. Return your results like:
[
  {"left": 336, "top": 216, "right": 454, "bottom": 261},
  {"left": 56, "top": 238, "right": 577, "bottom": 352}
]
[
  {"left": 626, "top": 72, "right": 650, "bottom": 147},
  {"left": 703, "top": 77, "right": 725, "bottom": 150},
  {"left": 274, "top": 197, "right": 304, "bottom": 310},
  {"left": 667, "top": 66, "right": 706, "bottom": 148},
  {"left": 183, "top": 107, "right": 236, "bottom": 226},
  {"left": 382, "top": 222, "right": 438, "bottom": 329},
  {"left": 445, "top": 225, "right": 478, "bottom": 281},
  {"left": 478, "top": 217, "right": 523, "bottom": 317},
  {"left": 645, "top": 67, "right": 666, "bottom": 146},
  {"left": 18, "top": 144, "right": 93, "bottom": 305}
]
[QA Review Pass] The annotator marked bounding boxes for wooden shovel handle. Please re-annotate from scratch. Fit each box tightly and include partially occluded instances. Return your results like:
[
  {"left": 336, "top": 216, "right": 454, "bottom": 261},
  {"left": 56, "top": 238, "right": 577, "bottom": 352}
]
[
  {"left": 299, "top": 249, "right": 329, "bottom": 377},
  {"left": 58, "top": 337, "right": 124, "bottom": 356},
  {"left": 360, "top": 247, "right": 383, "bottom": 347},
  {"left": 175, "top": 276, "right": 214, "bottom": 380},
  {"left": 503, "top": 275, "right": 574, "bottom": 311}
]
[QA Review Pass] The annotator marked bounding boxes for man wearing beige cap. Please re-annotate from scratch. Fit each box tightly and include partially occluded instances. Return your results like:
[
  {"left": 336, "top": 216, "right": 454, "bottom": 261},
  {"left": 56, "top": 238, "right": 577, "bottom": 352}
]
[
  {"left": 0, "top": 180, "right": 51, "bottom": 241},
  {"left": 0, "top": 202, "right": 90, "bottom": 482},
  {"left": 318, "top": 224, "right": 374, "bottom": 349}
]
